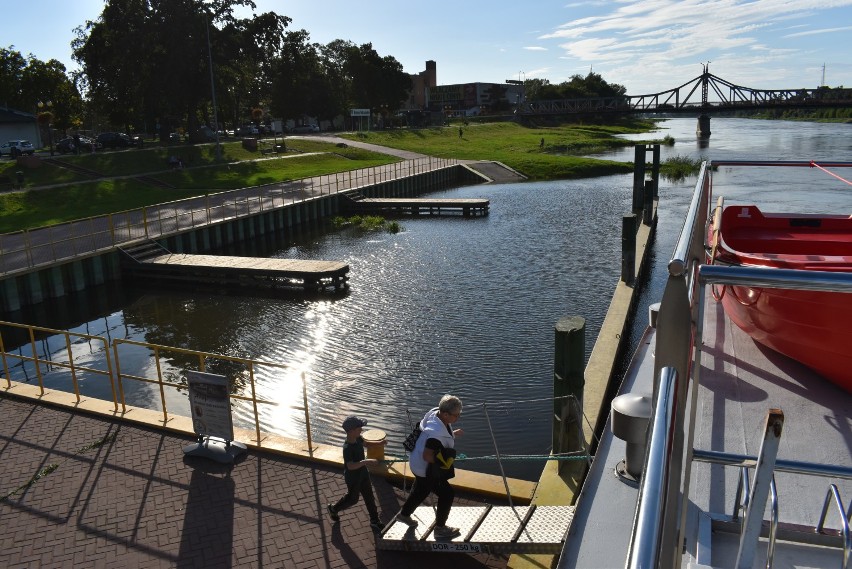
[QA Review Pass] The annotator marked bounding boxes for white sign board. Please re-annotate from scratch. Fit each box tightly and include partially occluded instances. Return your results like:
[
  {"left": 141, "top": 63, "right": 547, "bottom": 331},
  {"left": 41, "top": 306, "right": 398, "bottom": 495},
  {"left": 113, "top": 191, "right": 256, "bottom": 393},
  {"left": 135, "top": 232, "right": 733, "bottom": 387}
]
[
  {"left": 187, "top": 370, "right": 234, "bottom": 441},
  {"left": 350, "top": 108, "right": 370, "bottom": 117}
]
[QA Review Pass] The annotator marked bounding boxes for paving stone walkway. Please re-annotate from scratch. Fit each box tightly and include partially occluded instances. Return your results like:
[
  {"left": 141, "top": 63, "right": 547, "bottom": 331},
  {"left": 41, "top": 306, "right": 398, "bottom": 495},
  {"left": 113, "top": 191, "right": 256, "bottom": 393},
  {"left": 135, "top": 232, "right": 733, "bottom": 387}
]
[{"left": 0, "top": 395, "right": 512, "bottom": 569}]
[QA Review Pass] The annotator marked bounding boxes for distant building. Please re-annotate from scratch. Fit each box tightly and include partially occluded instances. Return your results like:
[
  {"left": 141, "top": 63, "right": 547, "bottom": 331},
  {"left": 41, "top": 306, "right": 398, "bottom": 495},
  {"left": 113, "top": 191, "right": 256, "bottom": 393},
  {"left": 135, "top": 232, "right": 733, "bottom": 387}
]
[
  {"left": 0, "top": 107, "right": 41, "bottom": 147},
  {"left": 404, "top": 60, "right": 525, "bottom": 119},
  {"left": 428, "top": 82, "right": 524, "bottom": 117},
  {"left": 405, "top": 60, "right": 437, "bottom": 110}
]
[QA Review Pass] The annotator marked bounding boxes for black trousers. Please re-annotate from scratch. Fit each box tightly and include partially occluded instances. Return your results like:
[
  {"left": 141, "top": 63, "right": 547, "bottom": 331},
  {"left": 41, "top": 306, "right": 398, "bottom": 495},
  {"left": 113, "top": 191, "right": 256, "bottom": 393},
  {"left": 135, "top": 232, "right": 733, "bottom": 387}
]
[
  {"left": 332, "top": 474, "right": 379, "bottom": 522},
  {"left": 400, "top": 475, "right": 454, "bottom": 526}
]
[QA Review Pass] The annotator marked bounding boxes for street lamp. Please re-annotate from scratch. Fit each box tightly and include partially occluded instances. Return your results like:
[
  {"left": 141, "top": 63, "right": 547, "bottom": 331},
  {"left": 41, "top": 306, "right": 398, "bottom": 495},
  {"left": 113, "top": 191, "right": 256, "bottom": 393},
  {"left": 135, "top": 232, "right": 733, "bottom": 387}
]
[
  {"left": 205, "top": 11, "right": 222, "bottom": 160},
  {"left": 37, "top": 101, "right": 54, "bottom": 156}
]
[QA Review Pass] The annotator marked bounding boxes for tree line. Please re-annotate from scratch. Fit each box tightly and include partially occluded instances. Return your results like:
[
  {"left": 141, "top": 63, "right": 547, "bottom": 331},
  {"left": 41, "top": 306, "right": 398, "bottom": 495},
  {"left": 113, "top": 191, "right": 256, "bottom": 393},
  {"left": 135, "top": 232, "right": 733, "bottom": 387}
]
[{"left": 1, "top": 0, "right": 636, "bottom": 140}]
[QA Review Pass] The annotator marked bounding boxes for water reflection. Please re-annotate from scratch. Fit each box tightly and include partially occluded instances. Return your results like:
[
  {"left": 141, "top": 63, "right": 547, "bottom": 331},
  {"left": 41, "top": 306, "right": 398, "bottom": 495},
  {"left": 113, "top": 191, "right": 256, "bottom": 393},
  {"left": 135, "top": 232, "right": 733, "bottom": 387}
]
[{"left": 4, "top": 118, "right": 848, "bottom": 481}]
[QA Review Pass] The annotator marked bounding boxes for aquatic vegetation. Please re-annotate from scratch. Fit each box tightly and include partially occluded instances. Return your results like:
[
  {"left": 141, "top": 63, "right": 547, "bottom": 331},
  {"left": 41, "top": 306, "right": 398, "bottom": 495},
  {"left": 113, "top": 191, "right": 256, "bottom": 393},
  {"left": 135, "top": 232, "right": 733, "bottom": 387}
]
[
  {"left": 660, "top": 155, "right": 702, "bottom": 181},
  {"left": 333, "top": 214, "right": 402, "bottom": 233}
]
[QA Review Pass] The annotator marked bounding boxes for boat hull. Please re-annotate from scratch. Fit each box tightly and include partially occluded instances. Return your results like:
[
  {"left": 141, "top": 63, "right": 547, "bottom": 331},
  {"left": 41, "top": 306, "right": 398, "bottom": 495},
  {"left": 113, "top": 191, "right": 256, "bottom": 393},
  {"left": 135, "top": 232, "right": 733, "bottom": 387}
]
[{"left": 709, "top": 204, "right": 852, "bottom": 393}]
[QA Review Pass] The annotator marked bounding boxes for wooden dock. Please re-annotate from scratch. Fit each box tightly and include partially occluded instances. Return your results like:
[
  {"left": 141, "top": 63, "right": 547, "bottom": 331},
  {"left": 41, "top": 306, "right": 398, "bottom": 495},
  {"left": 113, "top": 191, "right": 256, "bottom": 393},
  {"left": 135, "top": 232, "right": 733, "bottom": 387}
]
[
  {"left": 345, "top": 196, "right": 489, "bottom": 217},
  {"left": 119, "top": 242, "right": 349, "bottom": 292}
]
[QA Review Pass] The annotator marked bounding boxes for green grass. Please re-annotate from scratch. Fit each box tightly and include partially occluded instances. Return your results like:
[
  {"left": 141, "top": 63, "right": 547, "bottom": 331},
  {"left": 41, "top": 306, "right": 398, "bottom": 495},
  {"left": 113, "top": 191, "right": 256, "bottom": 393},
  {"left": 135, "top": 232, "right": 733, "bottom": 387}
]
[
  {"left": 1, "top": 119, "right": 681, "bottom": 233},
  {"left": 341, "top": 119, "right": 665, "bottom": 179},
  {"left": 0, "top": 140, "right": 398, "bottom": 232}
]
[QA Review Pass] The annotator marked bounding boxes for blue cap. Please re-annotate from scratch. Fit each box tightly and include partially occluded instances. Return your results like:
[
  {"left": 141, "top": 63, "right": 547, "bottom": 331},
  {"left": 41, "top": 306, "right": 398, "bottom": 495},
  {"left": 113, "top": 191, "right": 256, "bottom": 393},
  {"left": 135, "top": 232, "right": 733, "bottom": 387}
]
[{"left": 342, "top": 416, "right": 368, "bottom": 432}]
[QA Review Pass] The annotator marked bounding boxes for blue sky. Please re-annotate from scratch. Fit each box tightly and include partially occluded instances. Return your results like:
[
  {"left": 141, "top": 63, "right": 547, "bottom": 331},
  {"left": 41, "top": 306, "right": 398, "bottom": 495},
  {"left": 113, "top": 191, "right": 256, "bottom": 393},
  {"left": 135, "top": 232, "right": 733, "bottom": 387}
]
[{"left": 3, "top": 0, "right": 851, "bottom": 96}]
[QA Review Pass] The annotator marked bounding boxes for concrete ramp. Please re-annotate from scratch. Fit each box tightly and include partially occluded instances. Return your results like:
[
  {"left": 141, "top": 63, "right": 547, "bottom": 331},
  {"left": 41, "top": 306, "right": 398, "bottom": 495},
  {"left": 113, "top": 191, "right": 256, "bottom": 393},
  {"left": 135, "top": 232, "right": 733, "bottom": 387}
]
[
  {"left": 462, "top": 161, "right": 527, "bottom": 183},
  {"left": 377, "top": 504, "right": 574, "bottom": 555}
]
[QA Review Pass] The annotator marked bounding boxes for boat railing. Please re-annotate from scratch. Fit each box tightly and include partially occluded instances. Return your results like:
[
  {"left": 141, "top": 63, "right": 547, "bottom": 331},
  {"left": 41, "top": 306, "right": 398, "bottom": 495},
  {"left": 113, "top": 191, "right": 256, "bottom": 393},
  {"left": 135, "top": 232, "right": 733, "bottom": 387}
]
[
  {"left": 630, "top": 159, "right": 852, "bottom": 568},
  {"left": 625, "top": 365, "right": 680, "bottom": 569},
  {"left": 817, "top": 485, "right": 852, "bottom": 567}
]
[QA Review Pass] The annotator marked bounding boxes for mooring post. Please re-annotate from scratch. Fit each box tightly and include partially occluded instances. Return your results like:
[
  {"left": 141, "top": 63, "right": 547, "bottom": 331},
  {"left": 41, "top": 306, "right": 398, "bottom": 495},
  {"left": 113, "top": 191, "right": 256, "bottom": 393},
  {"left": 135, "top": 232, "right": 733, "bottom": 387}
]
[
  {"left": 643, "top": 180, "right": 654, "bottom": 226},
  {"left": 632, "top": 145, "right": 646, "bottom": 212},
  {"left": 553, "top": 316, "right": 585, "bottom": 473},
  {"left": 622, "top": 214, "right": 637, "bottom": 284},
  {"left": 650, "top": 144, "right": 661, "bottom": 199}
]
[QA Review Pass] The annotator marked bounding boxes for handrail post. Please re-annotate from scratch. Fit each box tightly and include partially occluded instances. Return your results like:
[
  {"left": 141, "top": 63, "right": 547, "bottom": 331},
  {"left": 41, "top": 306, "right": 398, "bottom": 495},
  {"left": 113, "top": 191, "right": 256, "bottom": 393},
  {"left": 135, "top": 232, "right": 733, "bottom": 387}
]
[{"left": 302, "top": 372, "right": 313, "bottom": 456}]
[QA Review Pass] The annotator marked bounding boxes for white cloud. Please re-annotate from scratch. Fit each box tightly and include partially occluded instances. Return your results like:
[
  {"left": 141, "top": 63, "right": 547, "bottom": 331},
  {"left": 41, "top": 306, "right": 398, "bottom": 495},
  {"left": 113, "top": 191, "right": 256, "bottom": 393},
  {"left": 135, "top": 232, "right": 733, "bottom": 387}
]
[{"left": 540, "top": 0, "right": 852, "bottom": 92}]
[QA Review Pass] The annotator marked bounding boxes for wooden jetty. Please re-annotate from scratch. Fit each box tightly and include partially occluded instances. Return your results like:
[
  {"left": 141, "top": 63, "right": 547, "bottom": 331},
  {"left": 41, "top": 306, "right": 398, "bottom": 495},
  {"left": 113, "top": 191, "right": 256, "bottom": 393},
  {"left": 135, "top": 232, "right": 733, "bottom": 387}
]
[
  {"left": 344, "top": 194, "right": 489, "bottom": 217},
  {"left": 119, "top": 241, "right": 349, "bottom": 292}
]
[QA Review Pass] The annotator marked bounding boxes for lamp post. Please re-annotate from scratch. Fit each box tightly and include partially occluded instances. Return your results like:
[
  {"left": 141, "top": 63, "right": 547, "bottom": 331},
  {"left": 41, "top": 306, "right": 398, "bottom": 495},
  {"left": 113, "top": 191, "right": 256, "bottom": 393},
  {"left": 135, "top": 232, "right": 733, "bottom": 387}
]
[
  {"left": 37, "top": 101, "right": 54, "bottom": 156},
  {"left": 205, "top": 11, "right": 222, "bottom": 160}
]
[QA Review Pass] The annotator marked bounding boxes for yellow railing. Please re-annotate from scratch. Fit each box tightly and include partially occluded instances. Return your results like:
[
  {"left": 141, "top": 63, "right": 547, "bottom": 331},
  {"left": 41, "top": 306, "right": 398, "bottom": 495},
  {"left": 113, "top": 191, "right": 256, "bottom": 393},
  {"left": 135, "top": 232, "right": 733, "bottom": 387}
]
[
  {"left": 1, "top": 321, "right": 315, "bottom": 452},
  {"left": 0, "top": 320, "right": 117, "bottom": 406}
]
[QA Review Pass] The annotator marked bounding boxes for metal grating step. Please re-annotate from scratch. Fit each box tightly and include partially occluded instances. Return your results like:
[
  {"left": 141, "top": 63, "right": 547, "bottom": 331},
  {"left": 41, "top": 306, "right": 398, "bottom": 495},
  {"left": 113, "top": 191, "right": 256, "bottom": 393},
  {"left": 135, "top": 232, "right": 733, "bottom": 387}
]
[{"left": 377, "top": 505, "right": 575, "bottom": 555}]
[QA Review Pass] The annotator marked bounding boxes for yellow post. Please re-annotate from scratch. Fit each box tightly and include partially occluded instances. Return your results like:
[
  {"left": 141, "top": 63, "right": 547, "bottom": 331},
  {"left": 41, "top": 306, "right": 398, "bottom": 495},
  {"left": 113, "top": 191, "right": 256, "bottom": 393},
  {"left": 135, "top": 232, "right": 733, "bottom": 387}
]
[{"left": 362, "top": 429, "right": 386, "bottom": 460}]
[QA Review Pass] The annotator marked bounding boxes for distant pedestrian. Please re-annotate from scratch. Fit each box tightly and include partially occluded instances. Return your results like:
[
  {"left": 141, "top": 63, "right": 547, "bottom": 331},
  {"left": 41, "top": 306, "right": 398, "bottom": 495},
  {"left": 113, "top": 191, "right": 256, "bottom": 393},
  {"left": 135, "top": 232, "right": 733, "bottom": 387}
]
[
  {"left": 394, "top": 394, "right": 464, "bottom": 539},
  {"left": 458, "top": 127, "right": 463, "bottom": 138},
  {"left": 327, "top": 416, "right": 386, "bottom": 533},
  {"left": 540, "top": 137, "right": 544, "bottom": 149},
  {"left": 73, "top": 134, "right": 81, "bottom": 155}
]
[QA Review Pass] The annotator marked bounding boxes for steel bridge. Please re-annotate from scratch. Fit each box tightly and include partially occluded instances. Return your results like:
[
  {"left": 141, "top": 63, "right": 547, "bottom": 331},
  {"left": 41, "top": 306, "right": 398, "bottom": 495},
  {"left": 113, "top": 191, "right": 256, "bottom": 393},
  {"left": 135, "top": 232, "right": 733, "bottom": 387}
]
[{"left": 522, "top": 65, "right": 852, "bottom": 118}]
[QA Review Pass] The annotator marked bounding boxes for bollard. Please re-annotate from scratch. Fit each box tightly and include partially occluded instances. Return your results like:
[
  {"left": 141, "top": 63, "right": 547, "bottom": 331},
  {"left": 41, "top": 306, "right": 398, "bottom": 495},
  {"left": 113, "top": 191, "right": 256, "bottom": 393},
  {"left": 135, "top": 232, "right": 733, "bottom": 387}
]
[
  {"left": 553, "top": 316, "right": 585, "bottom": 472},
  {"left": 362, "top": 429, "right": 386, "bottom": 461}
]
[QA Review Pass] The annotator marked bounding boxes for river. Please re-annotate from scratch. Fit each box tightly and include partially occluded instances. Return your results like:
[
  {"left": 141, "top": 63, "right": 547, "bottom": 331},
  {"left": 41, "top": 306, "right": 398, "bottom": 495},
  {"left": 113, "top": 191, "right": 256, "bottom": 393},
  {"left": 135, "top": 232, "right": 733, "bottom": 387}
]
[{"left": 5, "top": 117, "right": 850, "bottom": 481}]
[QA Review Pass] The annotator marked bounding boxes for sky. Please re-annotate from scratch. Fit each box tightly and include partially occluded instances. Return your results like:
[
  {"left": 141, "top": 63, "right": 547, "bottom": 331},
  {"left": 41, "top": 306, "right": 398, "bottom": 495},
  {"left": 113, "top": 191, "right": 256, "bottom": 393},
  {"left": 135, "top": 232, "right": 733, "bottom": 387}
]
[{"left": 2, "top": 0, "right": 851, "bottom": 96}]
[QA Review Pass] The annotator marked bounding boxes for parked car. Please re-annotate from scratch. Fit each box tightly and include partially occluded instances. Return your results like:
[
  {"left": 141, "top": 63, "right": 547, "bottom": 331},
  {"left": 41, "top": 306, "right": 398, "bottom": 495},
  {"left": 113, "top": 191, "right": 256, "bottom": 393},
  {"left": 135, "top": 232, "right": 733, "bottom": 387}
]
[
  {"left": 56, "top": 136, "right": 100, "bottom": 154},
  {"left": 291, "top": 124, "right": 320, "bottom": 133},
  {"left": 0, "top": 140, "right": 36, "bottom": 157},
  {"left": 235, "top": 125, "right": 259, "bottom": 136},
  {"left": 96, "top": 132, "right": 140, "bottom": 149}
]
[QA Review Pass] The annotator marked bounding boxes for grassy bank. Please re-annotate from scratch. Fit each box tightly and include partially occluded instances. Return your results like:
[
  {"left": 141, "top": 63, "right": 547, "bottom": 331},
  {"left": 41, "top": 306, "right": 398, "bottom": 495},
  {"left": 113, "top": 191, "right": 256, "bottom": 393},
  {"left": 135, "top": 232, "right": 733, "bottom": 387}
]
[
  {"left": 0, "top": 141, "right": 397, "bottom": 233},
  {"left": 0, "top": 119, "right": 669, "bottom": 233},
  {"left": 342, "top": 120, "right": 660, "bottom": 180}
]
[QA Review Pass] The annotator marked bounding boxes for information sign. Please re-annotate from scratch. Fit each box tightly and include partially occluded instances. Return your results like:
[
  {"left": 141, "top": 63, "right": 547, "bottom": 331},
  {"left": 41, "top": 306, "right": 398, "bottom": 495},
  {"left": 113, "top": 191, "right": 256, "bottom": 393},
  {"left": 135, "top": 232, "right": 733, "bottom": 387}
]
[
  {"left": 350, "top": 108, "right": 370, "bottom": 116},
  {"left": 186, "top": 370, "right": 234, "bottom": 441}
]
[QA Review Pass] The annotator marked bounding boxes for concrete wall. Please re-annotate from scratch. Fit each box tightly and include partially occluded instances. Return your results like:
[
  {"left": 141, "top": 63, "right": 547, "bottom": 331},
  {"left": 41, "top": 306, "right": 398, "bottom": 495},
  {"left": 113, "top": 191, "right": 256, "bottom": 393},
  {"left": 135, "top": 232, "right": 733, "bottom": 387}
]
[{"left": 0, "top": 165, "right": 482, "bottom": 312}]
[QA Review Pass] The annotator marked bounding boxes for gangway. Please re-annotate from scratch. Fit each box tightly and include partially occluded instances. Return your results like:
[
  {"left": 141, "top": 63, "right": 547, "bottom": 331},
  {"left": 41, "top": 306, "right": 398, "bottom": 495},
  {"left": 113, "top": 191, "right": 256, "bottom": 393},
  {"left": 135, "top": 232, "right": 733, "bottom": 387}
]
[{"left": 377, "top": 504, "right": 575, "bottom": 554}]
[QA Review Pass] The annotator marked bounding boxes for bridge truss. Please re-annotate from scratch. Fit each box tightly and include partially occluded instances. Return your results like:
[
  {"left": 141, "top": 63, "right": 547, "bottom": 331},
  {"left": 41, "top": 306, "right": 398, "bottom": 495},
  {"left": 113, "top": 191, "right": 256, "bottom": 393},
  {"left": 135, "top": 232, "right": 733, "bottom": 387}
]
[{"left": 522, "top": 68, "right": 852, "bottom": 116}]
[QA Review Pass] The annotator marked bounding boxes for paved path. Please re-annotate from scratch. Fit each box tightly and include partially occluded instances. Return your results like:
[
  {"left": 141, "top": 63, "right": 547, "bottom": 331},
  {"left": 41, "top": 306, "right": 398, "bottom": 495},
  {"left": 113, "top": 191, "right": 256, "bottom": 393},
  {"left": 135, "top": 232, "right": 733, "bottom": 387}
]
[{"left": 0, "top": 395, "right": 512, "bottom": 568}]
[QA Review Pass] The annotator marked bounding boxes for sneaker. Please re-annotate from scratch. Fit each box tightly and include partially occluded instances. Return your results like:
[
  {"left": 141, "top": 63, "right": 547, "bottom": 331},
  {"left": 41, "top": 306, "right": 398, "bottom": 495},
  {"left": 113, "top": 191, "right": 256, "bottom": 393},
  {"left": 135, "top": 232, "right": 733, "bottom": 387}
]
[
  {"left": 370, "top": 519, "right": 385, "bottom": 533},
  {"left": 327, "top": 504, "right": 339, "bottom": 522},
  {"left": 433, "top": 525, "right": 461, "bottom": 539},
  {"left": 396, "top": 513, "right": 418, "bottom": 525}
]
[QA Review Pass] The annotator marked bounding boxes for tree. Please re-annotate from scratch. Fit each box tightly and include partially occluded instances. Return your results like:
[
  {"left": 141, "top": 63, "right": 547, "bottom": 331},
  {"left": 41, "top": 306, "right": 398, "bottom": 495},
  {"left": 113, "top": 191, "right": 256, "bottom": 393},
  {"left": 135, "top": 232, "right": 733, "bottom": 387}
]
[
  {"left": 72, "top": 0, "right": 288, "bottom": 136},
  {"left": 0, "top": 46, "right": 83, "bottom": 132}
]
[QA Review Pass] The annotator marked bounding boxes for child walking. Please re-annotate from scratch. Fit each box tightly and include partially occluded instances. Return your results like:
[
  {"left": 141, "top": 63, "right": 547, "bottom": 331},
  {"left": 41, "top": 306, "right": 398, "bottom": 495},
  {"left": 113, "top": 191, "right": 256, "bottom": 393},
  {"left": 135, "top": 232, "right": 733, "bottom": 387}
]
[{"left": 327, "top": 416, "right": 386, "bottom": 532}]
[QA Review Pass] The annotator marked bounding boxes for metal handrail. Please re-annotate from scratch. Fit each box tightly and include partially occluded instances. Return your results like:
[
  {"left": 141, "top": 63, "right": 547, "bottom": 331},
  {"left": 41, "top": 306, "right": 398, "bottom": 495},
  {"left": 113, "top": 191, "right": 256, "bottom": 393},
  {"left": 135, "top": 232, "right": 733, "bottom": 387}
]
[
  {"left": 668, "top": 161, "right": 709, "bottom": 277},
  {"left": 766, "top": 477, "right": 778, "bottom": 569},
  {"left": 626, "top": 365, "right": 679, "bottom": 569},
  {"left": 692, "top": 449, "right": 852, "bottom": 480},
  {"left": 816, "top": 484, "right": 851, "bottom": 569},
  {"left": 633, "top": 157, "right": 852, "bottom": 568},
  {"left": 0, "top": 156, "right": 458, "bottom": 277}
]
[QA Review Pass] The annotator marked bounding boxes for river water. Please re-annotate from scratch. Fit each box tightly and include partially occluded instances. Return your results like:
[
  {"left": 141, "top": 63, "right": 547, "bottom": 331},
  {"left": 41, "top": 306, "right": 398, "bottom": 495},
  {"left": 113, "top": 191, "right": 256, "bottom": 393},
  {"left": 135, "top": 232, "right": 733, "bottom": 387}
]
[{"left": 6, "top": 117, "right": 850, "bottom": 481}]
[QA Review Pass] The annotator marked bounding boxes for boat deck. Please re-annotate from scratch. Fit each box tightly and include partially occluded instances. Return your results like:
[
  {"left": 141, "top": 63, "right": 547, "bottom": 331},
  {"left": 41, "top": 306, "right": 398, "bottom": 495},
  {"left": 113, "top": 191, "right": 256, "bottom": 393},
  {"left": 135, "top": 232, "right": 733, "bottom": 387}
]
[{"left": 559, "top": 294, "right": 852, "bottom": 568}]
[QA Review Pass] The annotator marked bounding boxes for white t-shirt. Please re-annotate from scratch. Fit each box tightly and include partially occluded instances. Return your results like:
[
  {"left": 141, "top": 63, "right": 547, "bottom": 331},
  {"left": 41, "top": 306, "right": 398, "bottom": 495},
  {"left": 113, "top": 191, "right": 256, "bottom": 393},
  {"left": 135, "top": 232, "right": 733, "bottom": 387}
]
[{"left": 409, "top": 407, "right": 456, "bottom": 477}]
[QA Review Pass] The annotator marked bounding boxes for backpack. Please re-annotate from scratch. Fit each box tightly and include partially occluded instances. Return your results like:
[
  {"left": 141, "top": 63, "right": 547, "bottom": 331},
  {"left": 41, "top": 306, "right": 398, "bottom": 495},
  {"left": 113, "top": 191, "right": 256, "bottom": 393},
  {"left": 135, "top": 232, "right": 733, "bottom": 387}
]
[{"left": 402, "top": 423, "right": 422, "bottom": 452}]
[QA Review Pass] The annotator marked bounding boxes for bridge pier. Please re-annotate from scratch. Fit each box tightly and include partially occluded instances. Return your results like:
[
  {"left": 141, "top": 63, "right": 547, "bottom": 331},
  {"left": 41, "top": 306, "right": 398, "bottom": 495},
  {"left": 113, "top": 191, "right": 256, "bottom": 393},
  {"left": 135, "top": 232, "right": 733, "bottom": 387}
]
[{"left": 696, "top": 114, "right": 711, "bottom": 138}]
